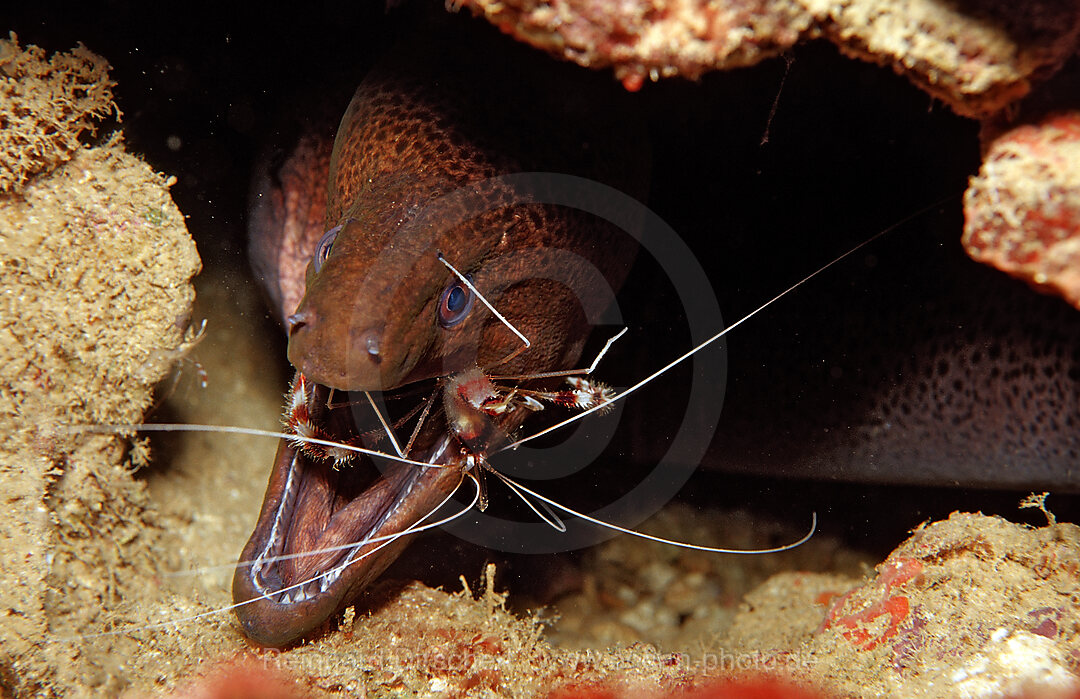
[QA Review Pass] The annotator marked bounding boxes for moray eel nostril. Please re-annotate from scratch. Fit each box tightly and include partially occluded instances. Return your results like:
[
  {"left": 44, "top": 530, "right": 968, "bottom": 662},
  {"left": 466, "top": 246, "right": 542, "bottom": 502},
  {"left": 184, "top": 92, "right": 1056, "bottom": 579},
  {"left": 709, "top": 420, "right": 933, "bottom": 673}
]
[
  {"left": 359, "top": 328, "right": 381, "bottom": 363},
  {"left": 286, "top": 311, "right": 310, "bottom": 336}
]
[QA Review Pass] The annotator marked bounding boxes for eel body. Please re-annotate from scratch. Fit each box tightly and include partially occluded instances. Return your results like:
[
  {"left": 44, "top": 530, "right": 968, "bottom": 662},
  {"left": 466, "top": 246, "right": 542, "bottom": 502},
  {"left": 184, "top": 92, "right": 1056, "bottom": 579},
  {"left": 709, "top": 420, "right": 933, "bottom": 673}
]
[{"left": 703, "top": 232, "right": 1080, "bottom": 490}]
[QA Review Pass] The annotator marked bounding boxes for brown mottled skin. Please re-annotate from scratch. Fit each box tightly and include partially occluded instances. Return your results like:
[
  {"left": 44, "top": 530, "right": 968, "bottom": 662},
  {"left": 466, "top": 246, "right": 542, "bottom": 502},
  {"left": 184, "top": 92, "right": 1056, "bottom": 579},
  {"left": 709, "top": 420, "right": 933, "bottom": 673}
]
[
  {"left": 289, "top": 73, "right": 614, "bottom": 390},
  {"left": 237, "top": 26, "right": 647, "bottom": 646}
]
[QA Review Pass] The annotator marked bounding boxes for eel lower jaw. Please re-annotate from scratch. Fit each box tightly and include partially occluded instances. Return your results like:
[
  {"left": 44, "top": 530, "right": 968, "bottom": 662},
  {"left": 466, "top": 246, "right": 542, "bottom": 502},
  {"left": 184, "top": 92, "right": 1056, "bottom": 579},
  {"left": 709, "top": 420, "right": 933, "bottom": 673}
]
[{"left": 232, "top": 378, "right": 463, "bottom": 647}]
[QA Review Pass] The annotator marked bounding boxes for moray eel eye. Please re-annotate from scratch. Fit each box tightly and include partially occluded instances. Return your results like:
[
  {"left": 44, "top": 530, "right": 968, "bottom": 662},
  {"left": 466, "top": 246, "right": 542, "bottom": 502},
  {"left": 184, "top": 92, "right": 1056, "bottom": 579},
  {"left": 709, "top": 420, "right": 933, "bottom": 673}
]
[
  {"left": 438, "top": 276, "right": 474, "bottom": 328},
  {"left": 312, "top": 224, "right": 342, "bottom": 273}
]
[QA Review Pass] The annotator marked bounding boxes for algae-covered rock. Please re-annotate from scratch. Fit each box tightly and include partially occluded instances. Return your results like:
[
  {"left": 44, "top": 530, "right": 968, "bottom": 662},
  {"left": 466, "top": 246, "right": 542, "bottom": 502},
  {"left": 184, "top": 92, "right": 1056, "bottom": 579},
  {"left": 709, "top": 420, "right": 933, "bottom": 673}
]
[
  {"left": 0, "top": 32, "right": 117, "bottom": 192},
  {"left": 0, "top": 36, "right": 203, "bottom": 696}
]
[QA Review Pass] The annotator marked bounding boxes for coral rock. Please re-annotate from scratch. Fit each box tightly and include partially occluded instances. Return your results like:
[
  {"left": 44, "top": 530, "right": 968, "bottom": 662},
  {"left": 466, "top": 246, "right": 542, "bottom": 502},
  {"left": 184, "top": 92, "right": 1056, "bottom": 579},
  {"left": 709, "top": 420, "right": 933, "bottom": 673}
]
[
  {"left": 0, "top": 32, "right": 117, "bottom": 192},
  {"left": 456, "top": 0, "right": 1080, "bottom": 116},
  {"left": 963, "top": 113, "right": 1080, "bottom": 310},
  {"left": 0, "top": 37, "right": 202, "bottom": 697}
]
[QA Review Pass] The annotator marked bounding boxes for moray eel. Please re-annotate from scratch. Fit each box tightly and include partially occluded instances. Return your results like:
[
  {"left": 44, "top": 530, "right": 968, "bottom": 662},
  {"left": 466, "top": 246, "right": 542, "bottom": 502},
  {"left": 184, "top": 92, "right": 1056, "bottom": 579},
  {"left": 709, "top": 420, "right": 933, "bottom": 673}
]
[
  {"left": 238, "top": 17, "right": 1080, "bottom": 648},
  {"left": 238, "top": 25, "right": 647, "bottom": 646}
]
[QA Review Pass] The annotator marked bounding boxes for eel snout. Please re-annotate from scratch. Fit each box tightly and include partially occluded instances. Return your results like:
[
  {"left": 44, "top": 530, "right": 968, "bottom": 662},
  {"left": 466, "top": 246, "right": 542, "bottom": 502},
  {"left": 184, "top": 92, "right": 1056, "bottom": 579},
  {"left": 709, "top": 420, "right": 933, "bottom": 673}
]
[{"left": 232, "top": 378, "right": 464, "bottom": 647}]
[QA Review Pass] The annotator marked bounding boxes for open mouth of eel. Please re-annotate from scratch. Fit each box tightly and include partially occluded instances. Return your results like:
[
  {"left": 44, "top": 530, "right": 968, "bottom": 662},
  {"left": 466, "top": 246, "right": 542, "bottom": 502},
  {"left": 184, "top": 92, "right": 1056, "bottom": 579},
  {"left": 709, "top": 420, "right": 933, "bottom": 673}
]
[{"left": 232, "top": 373, "right": 466, "bottom": 647}]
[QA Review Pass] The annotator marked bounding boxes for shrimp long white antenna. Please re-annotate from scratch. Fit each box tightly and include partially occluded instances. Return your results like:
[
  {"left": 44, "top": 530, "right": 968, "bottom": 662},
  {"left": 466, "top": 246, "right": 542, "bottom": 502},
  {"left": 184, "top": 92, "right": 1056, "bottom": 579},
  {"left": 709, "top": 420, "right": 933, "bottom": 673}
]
[
  {"left": 584, "top": 326, "right": 627, "bottom": 375},
  {"left": 61, "top": 423, "right": 451, "bottom": 470},
  {"left": 438, "top": 252, "right": 530, "bottom": 349},
  {"left": 364, "top": 390, "right": 404, "bottom": 458},
  {"left": 487, "top": 467, "right": 567, "bottom": 532},
  {"left": 490, "top": 468, "right": 817, "bottom": 554},
  {"left": 57, "top": 469, "right": 482, "bottom": 642},
  {"left": 488, "top": 326, "right": 628, "bottom": 382},
  {"left": 497, "top": 203, "right": 947, "bottom": 455}
]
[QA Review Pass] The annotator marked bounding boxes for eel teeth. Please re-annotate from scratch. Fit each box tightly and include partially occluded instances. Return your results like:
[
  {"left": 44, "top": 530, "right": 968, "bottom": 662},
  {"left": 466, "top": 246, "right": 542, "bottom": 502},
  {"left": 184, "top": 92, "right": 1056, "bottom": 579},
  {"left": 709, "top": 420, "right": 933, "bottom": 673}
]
[{"left": 278, "top": 588, "right": 313, "bottom": 605}]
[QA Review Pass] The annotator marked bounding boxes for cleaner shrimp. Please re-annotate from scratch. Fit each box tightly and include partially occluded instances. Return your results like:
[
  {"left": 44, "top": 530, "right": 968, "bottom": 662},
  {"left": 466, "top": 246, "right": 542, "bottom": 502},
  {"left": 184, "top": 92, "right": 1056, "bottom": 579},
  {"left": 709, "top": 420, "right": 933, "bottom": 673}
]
[{"left": 61, "top": 203, "right": 956, "bottom": 647}]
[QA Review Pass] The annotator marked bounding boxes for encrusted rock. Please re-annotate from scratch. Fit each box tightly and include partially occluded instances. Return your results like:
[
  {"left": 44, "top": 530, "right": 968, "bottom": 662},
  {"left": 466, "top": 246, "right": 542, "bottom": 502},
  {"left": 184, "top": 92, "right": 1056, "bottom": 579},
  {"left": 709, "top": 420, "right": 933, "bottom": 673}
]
[
  {"left": 963, "top": 112, "right": 1080, "bottom": 309},
  {"left": 721, "top": 509, "right": 1080, "bottom": 698},
  {"left": 456, "top": 0, "right": 1080, "bottom": 117},
  {"left": 0, "top": 32, "right": 117, "bottom": 192},
  {"left": 0, "top": 37, "right": 201, "bottom": 696}
]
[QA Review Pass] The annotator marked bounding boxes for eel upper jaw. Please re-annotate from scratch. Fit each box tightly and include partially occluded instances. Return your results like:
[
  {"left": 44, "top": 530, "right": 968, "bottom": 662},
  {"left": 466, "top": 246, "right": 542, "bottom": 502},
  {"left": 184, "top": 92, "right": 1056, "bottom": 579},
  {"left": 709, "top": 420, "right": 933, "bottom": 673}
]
[
  {"left": 286, "top": 292, "right": 402, "bottom": 393},
  {"left": 232, "top": 380, "right": 463, "bottom": 647}
]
